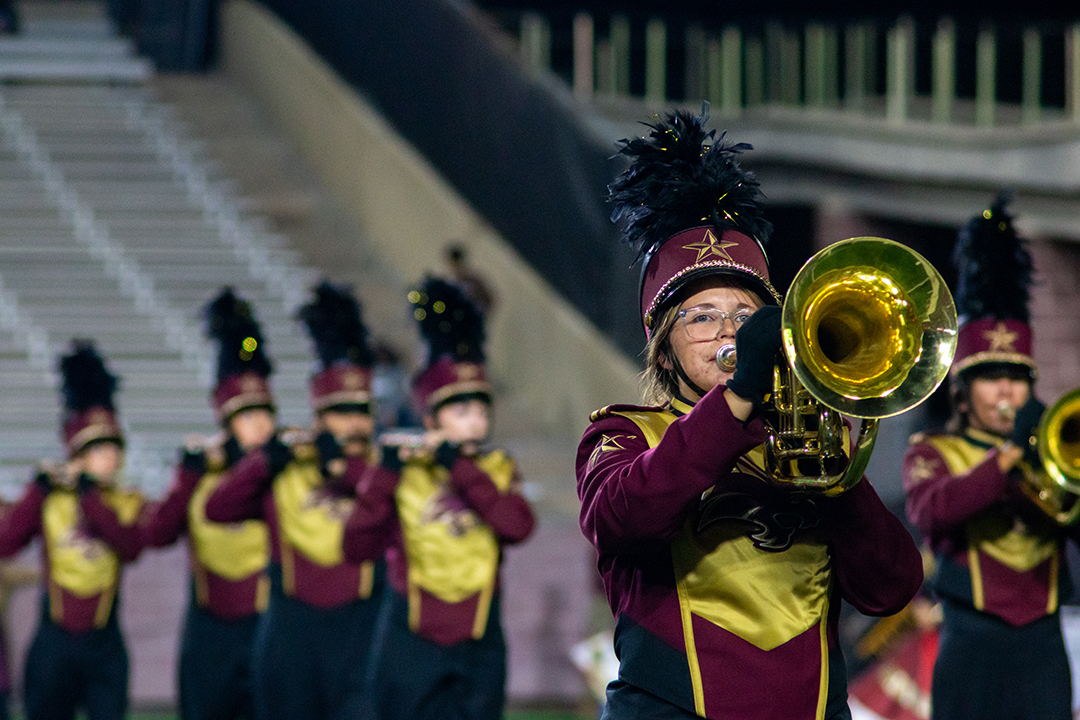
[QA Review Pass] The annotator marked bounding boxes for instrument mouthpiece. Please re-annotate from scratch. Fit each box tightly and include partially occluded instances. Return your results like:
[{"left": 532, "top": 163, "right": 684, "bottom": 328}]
[{"left": 716, "top": 344, "right": 737, "bottom": 373}]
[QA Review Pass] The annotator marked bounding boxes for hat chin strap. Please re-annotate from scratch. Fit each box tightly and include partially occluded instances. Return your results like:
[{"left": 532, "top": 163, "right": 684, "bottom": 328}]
[{"left": 670, "top": 353, "right": 711, "bottom": 402}]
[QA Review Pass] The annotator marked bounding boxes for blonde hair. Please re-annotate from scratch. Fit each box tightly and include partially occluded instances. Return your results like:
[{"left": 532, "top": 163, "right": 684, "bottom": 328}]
[{"left": 640, "top": 304, "right": 682, "bottom": 406}]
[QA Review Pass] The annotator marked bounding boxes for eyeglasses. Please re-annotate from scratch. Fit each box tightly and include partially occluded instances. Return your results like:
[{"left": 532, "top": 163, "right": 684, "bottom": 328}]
[{"left": 676, "top": 306, "right": 754, "bottom": 341}]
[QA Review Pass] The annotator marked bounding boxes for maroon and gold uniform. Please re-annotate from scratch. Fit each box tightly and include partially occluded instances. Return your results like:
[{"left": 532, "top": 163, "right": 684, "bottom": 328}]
[
  {"left": 0, "top": 478, "right": 142, "bottom": 632},
  {"left": 145, "top": 456, "right": 269, "bottom": 619},
  {"left": 901, "top": 194, "right": 1073, "bottom": 720},
  {"left": 346, "top": 447, "right": 532, "bottom": 645},
  {"left": 577, "top": 392, "right": 921, "bottom": 720},
  {"left": 905, "top": 429, "right": 1065, "bottom": 627},
  {"left": 0, "top": 342, "right": 144, "bottom": 720},
  {"left": 205, "top": 436, "right": 378, "bottom": 720}
]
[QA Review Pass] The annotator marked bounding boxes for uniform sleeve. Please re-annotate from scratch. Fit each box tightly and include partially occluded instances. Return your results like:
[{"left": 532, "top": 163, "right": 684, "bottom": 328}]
[
  {"left": 0, "top": 484, "right": 44, "bottom": 557},
  {"left": 141, "top": 465, "right": 200, "bottom": 547},
  {"left": 576, "top": 386, "right": 768, "bottom": 553},
  {"left": 80, "top": 490, "right": 144, "bottom": 563},
  {"left": 343, "top": 463, "right": 400, "bottom": 563},
  {"left": 449, "top": 458, "right": 535, "bottom": 545},
  {"left": 903, "top": 441, "right": 1012, "bottom": 543},
  {"left": 821, "top": 478, "right": 923, "bottom": 616},
  {"left": 204, "top": 449, "right": 273, "bottom": 523}
]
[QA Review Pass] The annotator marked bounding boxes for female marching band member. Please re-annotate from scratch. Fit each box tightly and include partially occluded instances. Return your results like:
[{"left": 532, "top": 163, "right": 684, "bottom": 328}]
[
  {"left": 576, "top": 108, "right": 923, "bottom": 720},
  {"left": 903, "top": 194, "right": 1074, "bottom": 720},
  {"left": 205, "top": 281, "right": 381, "bottom": 720},
  {"left": 344, "top": 276, "right": 535, "bottom": 720},
  {"left": 142, "top": 288, "right": 274, "bottom": 720},
  {"left": 0, "top": 341, "right": 144, "bottom": 720}
]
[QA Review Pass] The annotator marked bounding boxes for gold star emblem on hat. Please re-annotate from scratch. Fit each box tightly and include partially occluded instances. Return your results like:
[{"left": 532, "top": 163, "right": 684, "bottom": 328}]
[
  {"left": 683, "top": 229, "right": 738, "bottom": 264},
  {"left": 984, "top": 321, "right": 1018, "bottom": 352},
  {"left": 342, "top": 370, "right": 362, "bottom": 389}
]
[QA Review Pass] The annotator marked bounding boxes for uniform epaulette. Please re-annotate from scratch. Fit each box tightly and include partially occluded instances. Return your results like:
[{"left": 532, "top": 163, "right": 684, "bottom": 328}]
[
  {"left": 908, "top": 431, "right": 945, "bottom": 445},
  {"left": 589, "top": 403, "right": 660, "bottom": 423}
]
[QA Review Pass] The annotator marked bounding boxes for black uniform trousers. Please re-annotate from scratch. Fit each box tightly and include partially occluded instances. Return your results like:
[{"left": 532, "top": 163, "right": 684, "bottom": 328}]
[
  {"left": 251, "top": 564, "right": 378, "bottom": 720},
  {"left": 931, "top": 597, "right": 1072, "bottom": 720},
  {"left": 366, "top": 588, "right": 507, "bottom": 720},
  {"left": 600, "top": 647, "right": 853, "bottom": 720},
  {"left": 179, "top": 587, "right": 261, "bottom": 720},
  {"left": 23, "top": 595, "right": 128, "bottom": 720}
]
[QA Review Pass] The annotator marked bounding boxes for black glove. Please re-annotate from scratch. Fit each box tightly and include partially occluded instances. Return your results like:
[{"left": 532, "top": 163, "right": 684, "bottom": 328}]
[
  {"left": 33, "top": 469, "right": 52, "bottom": 494},
  {"left": 76, "top": 472, "right": 96, "bottom": 495},
  {"left": 263, "top": 433, "right": 293, "bottom": 477},
  {"left": 315, "top": 431, "right": 343, "bottom": 463},
  {"left": 315, "top": 430, "right": 345, "bottom": 478},
  {"left": 724, "top": 305, "right": 783, "bottom": 408},
  {"left": 434, "top": 441, "right": 460, "bottom": 469},
  {"left": 179, "top": 446, "right": 208, "bottom": 476},
  {"left": 380, "top": 444, "right": 405, "bottom": 474},
  {"left": 1010, "top": 396, "right": 1046, "bottom": 467}
]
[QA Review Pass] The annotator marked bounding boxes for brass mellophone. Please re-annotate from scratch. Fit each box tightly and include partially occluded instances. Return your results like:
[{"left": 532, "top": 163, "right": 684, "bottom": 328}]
[{"left": 718, "top": 237, "right": 958, "bottom": 495}]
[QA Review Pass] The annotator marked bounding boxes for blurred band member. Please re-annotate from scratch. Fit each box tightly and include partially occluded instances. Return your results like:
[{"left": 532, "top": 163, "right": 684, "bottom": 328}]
[
  {"left": 142, "top": 289, "right": 274, "bottom": 720},
  {"left": 904, "top": 194, "right": 1074, "bottom": 720},
  {"left": 344, "top": 277, "right": 534, "bottom": 720},
  {"left": 206, "top": 282, "right": 382, "bottom": 720},
  {"left": 0, "top": 341, "right": 144, "bottom": 720}
]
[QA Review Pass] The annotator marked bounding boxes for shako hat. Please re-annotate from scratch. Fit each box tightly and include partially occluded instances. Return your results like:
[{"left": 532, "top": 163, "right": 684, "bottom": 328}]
[
  {"left": 297, "top": 281, "right": 375, "bottom": 413},
  {"left": 60, "top": 340, "right": 123, "bottom": 458},
  {"left": 409, "top": 276, "right": 490, "bottom": 414},
  {"left": 205, "top": 288, "right": 275, "bottom": 423},
  {"left": 951, "top": 191, "right": 1037, "bottom": 380},
  {"left": 608, "top": 104, "right": 777, "bottom": 336}
]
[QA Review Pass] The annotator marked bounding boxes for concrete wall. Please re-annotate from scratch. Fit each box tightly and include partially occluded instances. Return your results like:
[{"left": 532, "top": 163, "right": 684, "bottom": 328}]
[{"left": 217, "top": 0, "right": 641, "bottom": 447}]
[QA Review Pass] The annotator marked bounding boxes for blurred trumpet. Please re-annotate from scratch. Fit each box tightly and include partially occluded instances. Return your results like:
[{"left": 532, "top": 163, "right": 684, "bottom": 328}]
[{"left": 1019, "top": 388, "right": 1080, "bottom": 525}]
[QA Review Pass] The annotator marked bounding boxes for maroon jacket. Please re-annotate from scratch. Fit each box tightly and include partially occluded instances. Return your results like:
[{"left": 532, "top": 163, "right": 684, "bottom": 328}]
[
  {"left": 204, "top": 445, "right": 373, "bottom": 609},
  {"left": 0, "top": 482, "right": 143, "bottom": 632},
  {"left": 904, "top": 428, "right": 1072, "bottom": 626},
  {"left": 143, "top": 463, "right": 269, "bottom": 620},
  {"left": 577, "top": 386, "right": 923, "bottom": 720},
  {"left": 343, "top": 450, "right": 534, "bottom": 646}
]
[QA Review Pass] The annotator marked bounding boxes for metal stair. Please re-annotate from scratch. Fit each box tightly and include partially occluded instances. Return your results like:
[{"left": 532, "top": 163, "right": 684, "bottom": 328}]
[{"left": 0, "top": 10, "right": 320, "bottom": 497}]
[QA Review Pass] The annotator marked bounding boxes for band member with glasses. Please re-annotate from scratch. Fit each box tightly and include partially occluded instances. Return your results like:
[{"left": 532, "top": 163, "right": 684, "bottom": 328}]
[
  {"left": 344, "top": 276, "right": 534, "bottom": 720},
  {"left": 904, "top": 195, "right": 1074, "bottom": 720},
  {"left": 576, "top": 108, "right": 922, "bottom": 720}
]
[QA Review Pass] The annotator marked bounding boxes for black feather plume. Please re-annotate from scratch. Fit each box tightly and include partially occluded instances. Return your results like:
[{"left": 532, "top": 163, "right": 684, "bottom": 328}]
[
  {"left": 410, "top": 277, "right": 485, "bottom": 366},
  {"left": 60, "top": 340, "right": 118, "bottom": 413},
  {"left": 953, "top": 191, "right": 1033, "bottom": 323},
  {"left": 297, "top": 281, "right": 374, "bottom": 370},
  {"left": 204, "top": 288, "right": 272, "bottom": 383},
  {"left": 608, "top": 104, "right": 772, "bottom": 266}
]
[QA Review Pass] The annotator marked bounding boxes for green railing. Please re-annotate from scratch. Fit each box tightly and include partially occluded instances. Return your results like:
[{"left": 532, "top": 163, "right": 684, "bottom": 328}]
[{"left": 513, "top": 12, "right": 1080, "bottom": 127}]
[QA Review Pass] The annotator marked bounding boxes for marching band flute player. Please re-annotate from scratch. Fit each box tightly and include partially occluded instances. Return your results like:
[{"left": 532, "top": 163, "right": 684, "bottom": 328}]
[
  {"left": 343, "top": 276, "right": 534, "bottom": 720},
  {"left": 0, "top": 341, "right": 144, "bottom": 720},
  {"left": 142, "top": 288, "right": 274, "bottom": 720},
  {"left": 205, "top": 282, "right": 381, "bottom": 720},
  {"left": 576, "top": 108, "right": 923, "bottom": 720},
  {"left": 903, "top": 195, "right": 1075, "bottom": 720}
]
